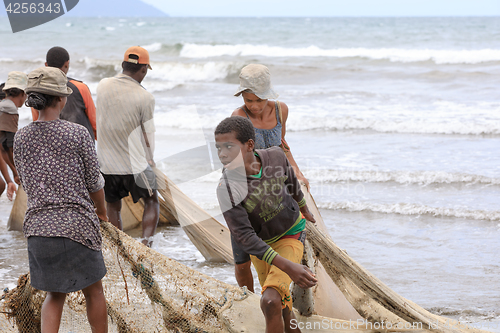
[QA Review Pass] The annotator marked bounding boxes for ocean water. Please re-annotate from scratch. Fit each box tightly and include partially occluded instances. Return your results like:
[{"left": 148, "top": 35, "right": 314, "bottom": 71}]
[{"left": 0, "top": 17, "right": 499, "bottom": 331}]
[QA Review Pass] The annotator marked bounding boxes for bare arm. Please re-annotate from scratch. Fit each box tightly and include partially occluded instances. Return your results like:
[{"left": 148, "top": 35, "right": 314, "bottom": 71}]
[
  {"left": 0, "top": 153, "right": 15, "bottom": 201},
  {"left": 89, "top": 188, "right": 108, "bottom": 221},
  {"left": 279, "top": 102, "right": 310, "bottom": 190},
  {"left": 0, "top": 152, "right": 13, "bottom": 184},
  {"left": 300, "top": 205, "right": 316, "bottom": 223}
]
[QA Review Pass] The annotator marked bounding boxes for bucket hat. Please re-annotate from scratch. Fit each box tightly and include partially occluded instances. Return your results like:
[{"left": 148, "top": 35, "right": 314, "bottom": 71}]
[
  {"left": 234, "top": 64, "right": 278, "bottom": 100},
  {"left": 25, "top": 67, "right": 72, "bottom": 97},
  {"left": 124, "top": 46, "right": 153, "bottom": 70},
  {"left": 3, "top": 71, "right": 28, "bottom": 91}
]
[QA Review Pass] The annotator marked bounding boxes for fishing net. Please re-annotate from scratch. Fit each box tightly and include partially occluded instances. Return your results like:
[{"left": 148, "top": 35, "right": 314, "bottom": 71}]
[
  {"left": 1, "top": 221, "right": 495, "bottom": 333},
  {"left": 0, "top": 173, "right": 494, "bottom": 332},
  {"left": 0, "top": 221, "right": 250, "bottom": 333}
]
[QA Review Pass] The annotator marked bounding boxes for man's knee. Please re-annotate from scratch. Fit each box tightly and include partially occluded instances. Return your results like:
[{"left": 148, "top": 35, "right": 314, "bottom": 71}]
[
  {"left": 260, "top": 289, "right": 282, "bottom": 315},
  {"left": 143, "top": 191, "right": 159, "bottom": 205}
]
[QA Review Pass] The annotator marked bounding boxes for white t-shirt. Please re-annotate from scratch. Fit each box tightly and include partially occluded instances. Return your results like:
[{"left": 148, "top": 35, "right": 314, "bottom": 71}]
[{"left": 96, "top": 73, "right": 155, "bottom": 175}]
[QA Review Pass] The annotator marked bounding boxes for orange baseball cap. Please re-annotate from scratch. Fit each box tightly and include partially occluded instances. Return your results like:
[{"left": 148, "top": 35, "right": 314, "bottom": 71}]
[{"left": 123, "top": 46, "right": 152, "bottom": 70}]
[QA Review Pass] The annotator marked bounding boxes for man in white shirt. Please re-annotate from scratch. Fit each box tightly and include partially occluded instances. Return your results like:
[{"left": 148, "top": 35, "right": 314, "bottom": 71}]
[{"left": 96, "top": 46, "right": 159, "bottom": 247}]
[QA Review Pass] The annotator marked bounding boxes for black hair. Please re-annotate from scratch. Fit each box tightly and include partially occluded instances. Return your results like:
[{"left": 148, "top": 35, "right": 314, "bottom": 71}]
[
  {"left": 0, "top": 83, "right": 6, "bottom": 100},
  {"left": 4, "top": 88, "right": 24, "bottom": 98},
  {"left": 46, "top": 46, "right": 70, "bottom": 69},
  {"left": 122, "top": 54, "right": 147, "bottom": 74},
  {"left": 25, "top": 92, "right": 58, "bottom": 111},
  {"left": 214, "top": 116, "right": 256, "bottom": 144}
]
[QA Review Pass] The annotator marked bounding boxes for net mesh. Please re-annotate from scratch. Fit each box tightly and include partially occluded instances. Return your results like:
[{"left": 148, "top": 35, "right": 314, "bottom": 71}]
[
  {"left": 0, "top": 208, "right": 494, "bottom": 333},
  {"left": 0, "top": 221, "right": 249, "bottom": 333}
]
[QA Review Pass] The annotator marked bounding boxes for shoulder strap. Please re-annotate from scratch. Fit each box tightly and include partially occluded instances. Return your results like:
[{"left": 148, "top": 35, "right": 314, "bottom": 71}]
[
  {"left": 276, "top": 101, "right": 283, "bottom": 125},
  {"left": 241, "top": 106, "right": 250, "bottom": 119}
]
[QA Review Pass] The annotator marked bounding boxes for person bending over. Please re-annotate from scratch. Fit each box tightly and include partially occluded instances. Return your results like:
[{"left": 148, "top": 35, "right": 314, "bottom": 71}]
[
  {"left": 215, "top": 116, "right": 317, "bottom": 333},
  {"left": 231, "top": 64, "right": 312, "bottom": 290}
]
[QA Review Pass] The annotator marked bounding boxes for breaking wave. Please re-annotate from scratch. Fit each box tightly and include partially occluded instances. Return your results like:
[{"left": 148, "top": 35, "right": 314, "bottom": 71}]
[
  {"left": 317, "top": 201, "right": 500, "bottom": 221},
  {"left": 304, "top": 169, "right": 500, "bottom": 186},
  {"left": 286, "top": 115, "right": 500, "bottom": 136},
  {"left": 180, "top": 43, "right": 500, "bottom": 64},
  {"left": 80, "top": 57, "right": 240, "bottom": 85}
]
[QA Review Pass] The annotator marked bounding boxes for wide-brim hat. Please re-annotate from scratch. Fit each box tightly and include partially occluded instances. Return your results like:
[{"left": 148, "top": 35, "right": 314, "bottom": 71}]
[
  {"left": 25, "top": 67, "right": 72, "bottom": 97},
  {"left": 234, "top": 64, "right": 278, "bottom": 100},
  {"left": 3, "top": 71, "right": 28, "bottom": 91}
]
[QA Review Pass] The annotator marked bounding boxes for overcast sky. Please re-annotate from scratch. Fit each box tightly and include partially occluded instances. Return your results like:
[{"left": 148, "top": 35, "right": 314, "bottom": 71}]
[{"left": 141, "top": 0, "right": 500, "bottom": 17}]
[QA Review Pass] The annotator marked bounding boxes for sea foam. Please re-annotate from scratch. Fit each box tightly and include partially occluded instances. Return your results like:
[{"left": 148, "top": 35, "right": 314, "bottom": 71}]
[
  {"left": 80, "top": 57, "right": 239, "bottom": 85},
  {"left": 180, "top": 43, "right": 500, "bottom": 64},
  {"left": 286, "top": 116, "right": 500, "bottom": 135},
  {"left": 143, "top": 42, "right": 163, "bottom": 53},
  {"left": 149, "top": 108, "right": 500, "bottom": 135},
  {"left": 318, "top": 201, "right": 500, "bottom": 221},
  {"left": 303, "top": 169, "right": 500, "bottom": 186},
  {"left": 146, "top": 61, "right": 238, "bottom": 82}
]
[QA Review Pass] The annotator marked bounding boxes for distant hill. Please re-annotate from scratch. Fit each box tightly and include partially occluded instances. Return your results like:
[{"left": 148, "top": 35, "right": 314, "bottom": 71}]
[{"left": 0, "top": 0, "right": 167, "bottom": 17}]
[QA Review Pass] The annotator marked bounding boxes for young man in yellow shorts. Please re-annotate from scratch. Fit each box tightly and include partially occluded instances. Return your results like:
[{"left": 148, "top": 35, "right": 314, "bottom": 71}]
[{"left": 215, "top": 116, "right": 317, "bottom": 333}]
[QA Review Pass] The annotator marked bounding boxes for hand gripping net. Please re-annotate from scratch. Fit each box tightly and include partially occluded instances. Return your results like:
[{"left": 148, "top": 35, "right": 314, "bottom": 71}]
[{"left": 0, "top": 221, "right": 249, "bottom": 333}]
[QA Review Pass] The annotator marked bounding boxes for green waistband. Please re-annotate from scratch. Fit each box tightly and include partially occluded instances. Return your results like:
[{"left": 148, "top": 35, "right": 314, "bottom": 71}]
[
  {"left": 264, "top": 213, "right": 305, "bottom": 244},
  {"left": 284, "top": 217, "right": 306, "bottom": 236}
]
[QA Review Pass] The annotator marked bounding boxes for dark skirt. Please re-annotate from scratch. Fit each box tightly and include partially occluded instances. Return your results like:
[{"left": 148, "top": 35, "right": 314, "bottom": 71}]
[{"left": 28, "top": 236, "right": 107, "bottom": 293}]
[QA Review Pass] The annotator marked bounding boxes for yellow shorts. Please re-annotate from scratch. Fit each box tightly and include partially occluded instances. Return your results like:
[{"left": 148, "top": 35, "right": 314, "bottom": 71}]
[{"left": 250, "top": 237, "right": 304, "bottom": 310}]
